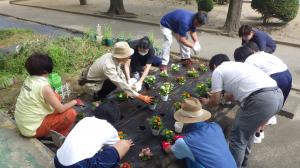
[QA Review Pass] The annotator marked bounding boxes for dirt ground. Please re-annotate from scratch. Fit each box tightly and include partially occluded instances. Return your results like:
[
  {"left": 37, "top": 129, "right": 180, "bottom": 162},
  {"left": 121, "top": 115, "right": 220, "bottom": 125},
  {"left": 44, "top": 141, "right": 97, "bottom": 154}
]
[{"left": 13, "top": 0, "right": 300, "bottom": 44}]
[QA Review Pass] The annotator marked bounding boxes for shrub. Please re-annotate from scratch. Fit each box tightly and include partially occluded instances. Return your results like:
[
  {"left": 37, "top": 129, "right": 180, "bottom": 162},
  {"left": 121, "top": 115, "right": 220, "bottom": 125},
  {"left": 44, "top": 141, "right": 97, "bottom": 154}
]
[
  {"left": 251, "top": 0, "right": 299, "bottom": 23},
  {"left": 196, "top": 0, "right": 214, "bottom": 12}
]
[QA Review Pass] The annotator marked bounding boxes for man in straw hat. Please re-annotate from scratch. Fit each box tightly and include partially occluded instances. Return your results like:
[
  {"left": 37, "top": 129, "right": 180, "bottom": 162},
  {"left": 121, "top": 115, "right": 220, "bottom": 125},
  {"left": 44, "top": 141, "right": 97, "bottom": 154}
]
[
  {"left": 82, "top": 42, "right": 153, "bottom": 104},
  {"left": 200, "top": 54, "right": 283, "bottom": 167},
  {"left": 166, "top": 97, "right": 236, "bottom": 168}
]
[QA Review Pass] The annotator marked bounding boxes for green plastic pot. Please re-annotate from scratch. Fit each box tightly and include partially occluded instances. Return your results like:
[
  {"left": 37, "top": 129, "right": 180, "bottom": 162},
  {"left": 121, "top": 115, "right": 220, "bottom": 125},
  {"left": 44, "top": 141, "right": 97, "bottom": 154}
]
[{"left": 105, "top": 38, "right": 114, "bottom": 46}]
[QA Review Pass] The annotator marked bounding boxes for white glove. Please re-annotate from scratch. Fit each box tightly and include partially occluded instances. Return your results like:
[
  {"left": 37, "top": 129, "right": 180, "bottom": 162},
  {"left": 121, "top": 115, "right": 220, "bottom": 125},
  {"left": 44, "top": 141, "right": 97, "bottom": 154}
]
[{"left": 192, "top": 41, "right": 201, "bottom": 55}]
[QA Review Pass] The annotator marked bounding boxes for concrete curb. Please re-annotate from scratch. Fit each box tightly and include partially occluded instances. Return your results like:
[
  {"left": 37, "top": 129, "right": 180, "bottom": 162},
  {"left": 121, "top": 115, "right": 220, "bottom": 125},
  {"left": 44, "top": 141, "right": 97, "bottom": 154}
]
[
  {"left": 9, "top": 1, "right": 300, "bottom": 48},
  {"left": 1, "top": 11, "right": 300, "bottom": 92}
]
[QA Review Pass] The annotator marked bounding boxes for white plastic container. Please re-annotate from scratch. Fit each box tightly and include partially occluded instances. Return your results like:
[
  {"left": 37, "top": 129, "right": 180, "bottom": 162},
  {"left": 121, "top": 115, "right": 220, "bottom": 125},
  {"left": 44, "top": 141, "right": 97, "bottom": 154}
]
[
  {"left": 151, "top": 128, "right": 160, "bottom": 136},
  {"left": 174, "top": 122, "right": 184, "bottom": 133},
  {"left": 161, "top": 94, "right": 169, "bottom": 101},
  {"left": 148, "top": 103, "right": 158, "bottom": 110}
]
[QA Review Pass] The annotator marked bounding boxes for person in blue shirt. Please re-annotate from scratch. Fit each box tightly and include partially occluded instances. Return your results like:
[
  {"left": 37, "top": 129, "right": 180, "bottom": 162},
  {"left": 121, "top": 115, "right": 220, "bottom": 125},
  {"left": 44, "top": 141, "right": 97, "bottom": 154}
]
[
  {"left": 239, "top": 25, "right": 276, "bottom": 54},
  {"left": 160, "top": 9, "right": 208, "bottom": 72},
  {"left": 164, "top": 97, "right": 237, "bottom": 168},
  {"left": 124, "top": 36, "right": 162, "bottom": 90}
]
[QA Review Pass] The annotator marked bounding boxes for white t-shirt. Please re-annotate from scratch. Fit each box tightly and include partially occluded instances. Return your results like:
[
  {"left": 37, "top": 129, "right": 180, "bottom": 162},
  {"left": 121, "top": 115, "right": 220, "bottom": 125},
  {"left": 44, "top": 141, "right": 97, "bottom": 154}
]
[
  {"left": 57, "top": 117, "right": 120, "bottom": 166},
  {"left": 245, "top": 52, "right": 288, "bottom": 75},
  {"left": 211, "top": 62, "right": 277, "bottom": 102}
]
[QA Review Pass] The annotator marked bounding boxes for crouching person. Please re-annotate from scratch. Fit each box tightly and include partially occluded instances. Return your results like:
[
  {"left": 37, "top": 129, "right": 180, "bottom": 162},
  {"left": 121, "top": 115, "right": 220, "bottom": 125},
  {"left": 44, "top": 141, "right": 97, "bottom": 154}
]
[
  {"left": 124, "top": 36, "right": 162, "bottom": 90},
  {"left": 15, "top": 53, "right": 80, "bottom": 138},
  {"left": 80, "top": 42, "right": 152, "bottom": 104},
  {"left": 165, "top": 98, "right": 237, "bottom": 168},
  {"left": 54, "top": 117, "right": 134, "bottom": 168}
]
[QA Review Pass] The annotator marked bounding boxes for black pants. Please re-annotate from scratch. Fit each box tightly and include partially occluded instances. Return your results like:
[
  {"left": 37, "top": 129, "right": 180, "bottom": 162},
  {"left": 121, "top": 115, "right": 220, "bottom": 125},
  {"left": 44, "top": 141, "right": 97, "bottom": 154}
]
[
  {"left": 265, "top": 46, "right": 275, "bottom": 54},
  {"left": 95, "top": 79, "right": 117, "bottom": 100}
]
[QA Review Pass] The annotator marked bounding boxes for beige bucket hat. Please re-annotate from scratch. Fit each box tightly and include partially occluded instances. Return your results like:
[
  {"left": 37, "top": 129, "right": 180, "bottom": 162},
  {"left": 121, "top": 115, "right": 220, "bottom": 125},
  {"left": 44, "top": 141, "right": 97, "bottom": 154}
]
[
  {"left": 112, "top": 42, "right": 134, "bottom": 59},
  {"left": 174, "top": 97, "right": 211, "bottom": 123}
]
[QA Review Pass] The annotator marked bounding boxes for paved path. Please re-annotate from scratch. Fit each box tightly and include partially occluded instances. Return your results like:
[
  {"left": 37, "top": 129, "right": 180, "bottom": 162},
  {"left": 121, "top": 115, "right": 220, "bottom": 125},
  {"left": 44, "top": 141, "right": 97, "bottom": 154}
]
[
  {"left": 0, "top": 2, "right": 299, "bottom": 89},
  {"left": 0, "top": 3, "right": 300, "bottom": 167},
  {"left": 0, "top": 15, "right": 78, "bottom": 37},
  {"left": 0, "top": 111, "right": 54, "bottom": 168}
]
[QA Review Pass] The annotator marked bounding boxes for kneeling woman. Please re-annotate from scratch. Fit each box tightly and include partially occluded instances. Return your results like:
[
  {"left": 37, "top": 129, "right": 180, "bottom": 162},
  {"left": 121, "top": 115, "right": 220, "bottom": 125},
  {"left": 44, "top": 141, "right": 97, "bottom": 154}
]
[{"left": 14, "top": 53, "right": 80, "bottom": 138}]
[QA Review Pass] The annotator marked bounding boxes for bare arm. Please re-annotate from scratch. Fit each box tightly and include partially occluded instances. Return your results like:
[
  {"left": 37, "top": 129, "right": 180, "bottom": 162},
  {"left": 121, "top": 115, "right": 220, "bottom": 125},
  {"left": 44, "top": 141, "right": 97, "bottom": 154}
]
[
  {"left": 200, "top": 91, "right": 222, "bottom": 107},
  {"left": 112, "top": 139, "right": 134, "bottom": 160},
  {"left": 190, "top": 31, "right": 198, "bottom": 42},
  {"left": 42, "top": 85, "right": 76, "bottom": 113},
  {"left": 175, "top": 34, "right": 194, "bottom": 48},
  {"left": 124, "top": 59, "right": 131, "bottom": 82},
  {"left": 138, "top": 64, "right": 151, "bottom": 83}
]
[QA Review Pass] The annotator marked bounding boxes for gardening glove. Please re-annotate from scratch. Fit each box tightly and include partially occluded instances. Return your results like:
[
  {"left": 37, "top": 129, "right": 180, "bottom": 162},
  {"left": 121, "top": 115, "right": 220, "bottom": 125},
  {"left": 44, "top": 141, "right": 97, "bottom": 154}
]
[
  {"left": 192, "top": 41, "right": 201, "bottom": 55},
  {"left": 137, "top": 94, "right": 153, "bottom": 104},
  {"left": 133, "top": 81, "right": 142, "bottom": 92}
]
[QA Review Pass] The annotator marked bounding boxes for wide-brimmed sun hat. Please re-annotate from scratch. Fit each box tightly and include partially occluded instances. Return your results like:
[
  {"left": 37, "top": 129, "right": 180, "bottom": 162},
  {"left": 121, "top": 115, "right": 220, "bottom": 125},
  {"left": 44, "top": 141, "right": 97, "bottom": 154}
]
[
  {"left": 174, "top": 97, "right": 211, "bottom": 123},
  {"left": 112, "top": 42, "right": 134, "bottom": 59}
]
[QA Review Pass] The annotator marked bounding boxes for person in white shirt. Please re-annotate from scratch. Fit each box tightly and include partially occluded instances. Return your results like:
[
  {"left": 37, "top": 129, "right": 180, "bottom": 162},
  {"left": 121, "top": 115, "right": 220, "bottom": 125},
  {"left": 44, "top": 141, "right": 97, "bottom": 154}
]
[
  {"left": 54, "top": 117, "right": 134, "bottom": 168},
  {"left": 233, "top": 42, "right": 292, "bottom": 144},
  {"left": 234, "top": 42, "right": 292, "bottom": 104},
  {"left": 200, "top": 54, "right": 283, "bottom": 167}
]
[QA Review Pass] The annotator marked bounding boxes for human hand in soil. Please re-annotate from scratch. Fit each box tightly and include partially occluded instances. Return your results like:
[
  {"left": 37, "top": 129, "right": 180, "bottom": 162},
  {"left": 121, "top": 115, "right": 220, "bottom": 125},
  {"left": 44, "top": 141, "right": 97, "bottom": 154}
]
[
  {"left": 137, "top": 94, "right": 153, "bottom": 104},
  {"left": 223, "top": 92, "right": 234, "bottom": 102},
  {"left": 75, "top": 98, "right": 85, "bottom": 106}
]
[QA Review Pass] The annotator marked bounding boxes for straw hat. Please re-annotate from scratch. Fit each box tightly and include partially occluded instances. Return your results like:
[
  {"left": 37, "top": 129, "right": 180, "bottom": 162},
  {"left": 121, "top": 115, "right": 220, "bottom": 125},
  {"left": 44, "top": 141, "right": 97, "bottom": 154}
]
[
  {"left": 112, "top": 42, "right": 134, "bottom": 59},
  {"left": 174, "top": 97, "right": 211, "bottom": 123}
]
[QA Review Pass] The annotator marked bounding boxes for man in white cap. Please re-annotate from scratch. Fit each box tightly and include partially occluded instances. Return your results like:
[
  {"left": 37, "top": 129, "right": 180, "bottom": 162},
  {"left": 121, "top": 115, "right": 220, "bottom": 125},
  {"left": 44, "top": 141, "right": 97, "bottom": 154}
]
[
  {"left": 165, "top": 97, "right": 236, "bottom": 168},
  {"left": 82, "top": 42, "right": 153, "bottom": 104}
]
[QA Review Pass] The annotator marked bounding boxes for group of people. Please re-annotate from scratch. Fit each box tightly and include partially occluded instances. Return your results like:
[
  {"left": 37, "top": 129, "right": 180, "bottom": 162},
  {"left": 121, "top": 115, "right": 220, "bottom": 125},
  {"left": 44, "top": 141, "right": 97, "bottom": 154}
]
[{"left": 13, "top": 8, "right": 292, "bottom": 168}]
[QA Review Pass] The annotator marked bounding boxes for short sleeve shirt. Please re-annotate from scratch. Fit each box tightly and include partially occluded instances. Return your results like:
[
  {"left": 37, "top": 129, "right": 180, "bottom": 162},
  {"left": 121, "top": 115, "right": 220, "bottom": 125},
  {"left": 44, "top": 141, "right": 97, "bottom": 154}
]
[
  {"left": 160, "top": 9, "right": 196, "bottom": 37},
  {"left": 245, "top": 52, "right": 287, "bottom": 75},
  {"left": 211, "top": 62, "right": 277, "bottom": 102},
  {"left": 129, "top": 40, "right": 155, "bottom": 66}
]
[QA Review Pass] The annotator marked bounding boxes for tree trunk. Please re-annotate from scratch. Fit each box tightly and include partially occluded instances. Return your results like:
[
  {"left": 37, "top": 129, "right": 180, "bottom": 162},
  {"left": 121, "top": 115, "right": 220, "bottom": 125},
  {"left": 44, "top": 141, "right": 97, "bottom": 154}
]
[
  {"left": 79, "top": 0, "right": 87, "bottom": 5},
  {"left": 107, "top": 0, "right": 126, "bottom": 15},
  {"left": 223, "top": 0, "right": 243, "bottom": 34}
]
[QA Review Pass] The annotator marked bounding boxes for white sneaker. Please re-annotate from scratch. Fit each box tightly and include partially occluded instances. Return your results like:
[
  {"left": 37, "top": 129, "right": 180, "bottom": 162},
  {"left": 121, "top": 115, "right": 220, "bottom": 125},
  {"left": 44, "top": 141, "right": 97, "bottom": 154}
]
[
  {"left": 267, "top": 116, "right": 277, "bottom": 125},
  {"left": 254, "top": 133, "right": 262, "bottom": 144},
  {"left": 260, "top": 131, "right": 265, "bottom": 139}
]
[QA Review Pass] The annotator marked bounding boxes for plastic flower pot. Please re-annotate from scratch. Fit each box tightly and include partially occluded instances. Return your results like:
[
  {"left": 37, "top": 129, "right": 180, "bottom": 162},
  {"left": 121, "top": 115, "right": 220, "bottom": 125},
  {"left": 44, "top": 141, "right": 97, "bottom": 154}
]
[
  {"left": 174, "top": 122, "right": 184, "bottom": 133},
  {"left": 161, "top": 141, "right": 171, "bottom": 153},
  {"left": 161, "top": 94, "right": 169, "bottom": 101},
  {"left": 105, "top": 38, "right": 114, "bottom": 46},
  {"left": 148, "top": 103, "right": 158, "bottom": 110},
  {"left": 151, "top": 128, "right": 161, "bottom": 136}
]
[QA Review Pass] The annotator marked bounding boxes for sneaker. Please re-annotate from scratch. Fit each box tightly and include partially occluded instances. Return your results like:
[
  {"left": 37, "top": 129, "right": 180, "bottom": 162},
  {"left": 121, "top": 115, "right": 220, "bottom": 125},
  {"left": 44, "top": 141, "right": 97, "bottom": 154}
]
[
  {"left": 260, "top": 130, "right": 265, "bottom": 139},
  {"left": 253, "top": 132, "right": 262, "bottom": 144},
  {"left": 267, "top": 116, "right": 277, "bottom": 125},
  {"left": 181, "top": 59, "right": 193, "bottom": 67}
]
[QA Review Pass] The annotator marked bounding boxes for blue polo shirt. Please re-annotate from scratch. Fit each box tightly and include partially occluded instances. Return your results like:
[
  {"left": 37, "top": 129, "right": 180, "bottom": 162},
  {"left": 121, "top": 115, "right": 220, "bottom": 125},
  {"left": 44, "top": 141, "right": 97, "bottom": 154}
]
[
  {"left": 171, "top": 122, "right": 237, "bottom": 168},
  {"left": 242, "top": 30, "right": 276, "bottom": 53},
  {"left": 160, "top": 9, "right": 196, "bottom": 37}
]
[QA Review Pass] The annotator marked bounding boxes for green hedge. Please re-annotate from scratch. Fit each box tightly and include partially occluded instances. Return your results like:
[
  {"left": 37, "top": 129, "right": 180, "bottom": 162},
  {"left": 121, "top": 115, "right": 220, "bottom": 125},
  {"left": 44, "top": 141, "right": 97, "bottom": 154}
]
[
  {"left": 252, "top": 0, "right": 299, "bottom": 23},
  {"left": 197, "top": 0, "right": 214, "bottom": 12}
]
